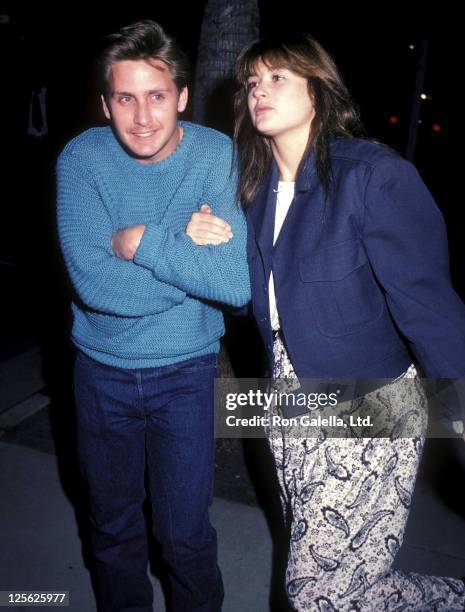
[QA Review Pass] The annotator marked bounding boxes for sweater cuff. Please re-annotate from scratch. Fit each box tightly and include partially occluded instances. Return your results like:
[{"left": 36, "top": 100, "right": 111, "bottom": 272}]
[{"left": 133, "top": 224, "right": 166, "bottom": 270}]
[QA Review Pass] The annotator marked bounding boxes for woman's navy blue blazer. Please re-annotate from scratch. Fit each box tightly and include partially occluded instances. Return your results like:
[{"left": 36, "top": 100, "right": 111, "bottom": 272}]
[{"left": 246, "top": 138, "right": 465, "bottom": 418}]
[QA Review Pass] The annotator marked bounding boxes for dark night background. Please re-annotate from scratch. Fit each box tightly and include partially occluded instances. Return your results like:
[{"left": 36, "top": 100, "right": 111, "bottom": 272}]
[
  {"left": 0, "top": 5, "right": 463, "bottom": 609},
  {"left": 0, "top": 0, "right": 459, "bottom": 469},
  {"left": 0, "top": 2, "right": 458, "bottom": 434},
  {"left": 0, "top": 4, "right": 458, "bottom": 358}
]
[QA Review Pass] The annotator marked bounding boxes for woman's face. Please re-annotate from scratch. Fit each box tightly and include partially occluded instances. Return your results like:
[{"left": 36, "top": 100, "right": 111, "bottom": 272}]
[{"left": 246, "top": 60, "right": 315, "bottom": 142}]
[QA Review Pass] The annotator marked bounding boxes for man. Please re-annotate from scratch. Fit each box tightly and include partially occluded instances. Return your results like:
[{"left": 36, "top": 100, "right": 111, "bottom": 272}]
[{"left": 56, "top": 19, "right": 249, "bottom": 612}]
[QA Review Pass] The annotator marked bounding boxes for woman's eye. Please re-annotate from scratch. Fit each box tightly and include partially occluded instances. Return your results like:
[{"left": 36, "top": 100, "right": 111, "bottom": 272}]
[
  {"left": 247, "top": 81, "right": 258, "bottom": 91},
  {"left": 272, "top": 74, "right": 284, "bottom": 82}
]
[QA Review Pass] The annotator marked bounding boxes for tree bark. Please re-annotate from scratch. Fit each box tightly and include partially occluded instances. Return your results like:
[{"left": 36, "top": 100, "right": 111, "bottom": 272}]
[{"left": 193, "top": 0, "right": 259, "bottom": 133}]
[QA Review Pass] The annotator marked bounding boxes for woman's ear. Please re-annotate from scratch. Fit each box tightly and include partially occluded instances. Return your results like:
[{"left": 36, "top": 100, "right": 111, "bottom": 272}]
[{"left": 307, "top": 77, "right": 317, "bottom": 110}]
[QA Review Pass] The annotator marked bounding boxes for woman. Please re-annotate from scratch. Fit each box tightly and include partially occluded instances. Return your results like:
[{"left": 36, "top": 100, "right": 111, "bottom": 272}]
[{"left": 189, "top": 33, "right": 465, "bottom": 610}]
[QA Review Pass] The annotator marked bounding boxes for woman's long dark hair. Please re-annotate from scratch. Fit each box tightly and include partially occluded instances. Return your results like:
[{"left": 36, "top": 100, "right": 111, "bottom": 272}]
[{"left": 234, "top": 33, "right": 365, "bottom": 206}]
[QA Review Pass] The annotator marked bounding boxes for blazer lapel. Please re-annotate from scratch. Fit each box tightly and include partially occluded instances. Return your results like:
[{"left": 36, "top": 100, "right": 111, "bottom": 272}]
[
  {"left": 272, "top": 149, "right": 318, "bottom": 252},
  {"left": 246, "top": 149, "right": 318, "bottom": 278},
  {"left": 247, "top": 162, "right": 279, "bottom": 281}
]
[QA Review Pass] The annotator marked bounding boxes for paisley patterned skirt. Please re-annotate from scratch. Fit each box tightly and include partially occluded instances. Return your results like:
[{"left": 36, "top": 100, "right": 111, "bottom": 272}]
[{"left": 268, "top": 330, "right": 465, "bottom": 611}]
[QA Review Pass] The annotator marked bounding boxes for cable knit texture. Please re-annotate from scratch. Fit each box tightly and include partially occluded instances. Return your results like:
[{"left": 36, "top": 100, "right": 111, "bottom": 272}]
[{"left": 57, "top": 121, "right": 250, "bottom": 368}]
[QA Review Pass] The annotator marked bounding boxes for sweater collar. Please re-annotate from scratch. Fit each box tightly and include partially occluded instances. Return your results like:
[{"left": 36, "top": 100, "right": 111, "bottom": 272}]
[{"left": 107, "top": 120, "right": 194, "bottom": 172}]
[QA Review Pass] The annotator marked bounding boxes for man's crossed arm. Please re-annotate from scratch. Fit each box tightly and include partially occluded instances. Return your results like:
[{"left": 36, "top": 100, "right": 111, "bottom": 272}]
[
  {"left": 112, "top": 204, "right": 232, "bottom": 258},
  {"left": 112, "top": 199, "right": 250, "bottom": 308}
]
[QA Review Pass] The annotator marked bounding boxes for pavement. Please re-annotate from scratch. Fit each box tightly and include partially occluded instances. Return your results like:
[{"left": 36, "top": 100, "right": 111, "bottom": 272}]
[{"left": 1, "top": 348, "right": 465, "bottom": 611}]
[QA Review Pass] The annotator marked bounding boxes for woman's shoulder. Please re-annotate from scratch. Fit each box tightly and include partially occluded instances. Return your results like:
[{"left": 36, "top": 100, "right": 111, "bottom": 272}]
[{"left": 330, "top": 136, "right": 406, "bottom": 171}]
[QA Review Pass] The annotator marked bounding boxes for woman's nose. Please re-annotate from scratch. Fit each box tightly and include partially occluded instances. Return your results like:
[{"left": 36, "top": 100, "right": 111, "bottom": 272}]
[{"left": 253, "top": 83, "right": 267, "bottom": 98}]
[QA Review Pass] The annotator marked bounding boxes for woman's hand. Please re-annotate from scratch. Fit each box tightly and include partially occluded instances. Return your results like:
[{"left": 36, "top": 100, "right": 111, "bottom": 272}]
[
  {"left": 186, "top": 204, "right": 233, "bottom": 246},
  {"left": 112, "top": 224, "right": 146, "bottom": 260}
]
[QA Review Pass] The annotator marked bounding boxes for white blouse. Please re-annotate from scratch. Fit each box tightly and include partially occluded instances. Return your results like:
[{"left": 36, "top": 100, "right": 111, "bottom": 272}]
[{"left": 269, "top": 181, "right": 295, "bottom": 330}]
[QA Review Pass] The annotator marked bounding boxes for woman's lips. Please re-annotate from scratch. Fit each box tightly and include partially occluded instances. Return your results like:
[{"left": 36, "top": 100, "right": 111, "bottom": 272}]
[{"left": 255, "top": 106, "right": 273, "bottom": 114}]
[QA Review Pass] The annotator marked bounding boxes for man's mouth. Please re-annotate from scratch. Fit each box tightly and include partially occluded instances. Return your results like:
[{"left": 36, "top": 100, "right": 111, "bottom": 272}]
[{"left": 130, "top": 130, "right": 157, "bottom": 138}]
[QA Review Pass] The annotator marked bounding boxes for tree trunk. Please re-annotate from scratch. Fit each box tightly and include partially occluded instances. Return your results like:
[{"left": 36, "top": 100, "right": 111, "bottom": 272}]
[
  {"left": 193, "top": 0, "right": 259, "bottom": 134},
  {"left": 193, "top": 2, "right": 264, "bottom": 513}
]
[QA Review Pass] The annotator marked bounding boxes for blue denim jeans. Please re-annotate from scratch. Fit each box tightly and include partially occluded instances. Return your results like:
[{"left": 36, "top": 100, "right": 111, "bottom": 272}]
[{"left": 74, "top": 351, "right": 223, "bottom": 612}]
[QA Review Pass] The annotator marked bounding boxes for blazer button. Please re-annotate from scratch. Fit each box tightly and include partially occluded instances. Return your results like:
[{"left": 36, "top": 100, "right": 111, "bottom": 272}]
[{"left": 263, "top": 285, "right": 268, "bottom": 293}]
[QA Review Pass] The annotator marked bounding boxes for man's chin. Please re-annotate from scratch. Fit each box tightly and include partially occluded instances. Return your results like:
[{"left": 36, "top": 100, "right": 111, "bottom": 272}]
[
  {"left": 133, "top": 150, "right": 157, "bottom": 161},
  {"left": 123, "top": 142, "right": 159, "bottom": 163}
]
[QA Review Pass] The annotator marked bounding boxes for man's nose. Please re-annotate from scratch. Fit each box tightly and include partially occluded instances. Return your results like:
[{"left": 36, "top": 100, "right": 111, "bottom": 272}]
[{"left": 134, "top": 102, "right": 150, "bottom": 125}]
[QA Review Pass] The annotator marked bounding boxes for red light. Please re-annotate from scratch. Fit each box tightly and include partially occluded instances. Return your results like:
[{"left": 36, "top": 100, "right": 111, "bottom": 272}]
[
  {"left": 432, "top": 124, "right": 441, "bottom": 132},
  {"left": 389, "top": 116, "right": 398, "bottom": 124}
]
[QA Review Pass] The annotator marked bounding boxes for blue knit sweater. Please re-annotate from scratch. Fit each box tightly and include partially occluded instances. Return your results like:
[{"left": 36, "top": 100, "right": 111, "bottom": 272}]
[{"left": 57, "top": 122, "right": 250, "bottom": 368}]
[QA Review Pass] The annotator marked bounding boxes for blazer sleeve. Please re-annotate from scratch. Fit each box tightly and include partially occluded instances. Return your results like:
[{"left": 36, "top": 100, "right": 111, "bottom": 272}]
[
  {"left": 362, "top": 155, "right": 465, "bottom": 428},
  {"left": 361, "top": 155, "right": 465, "bottom": 379}
]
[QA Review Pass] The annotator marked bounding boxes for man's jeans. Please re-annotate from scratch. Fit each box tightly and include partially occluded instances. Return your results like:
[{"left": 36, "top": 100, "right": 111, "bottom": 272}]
[{"left": 74, "top": 351, "right": 223, "bottom": 612}]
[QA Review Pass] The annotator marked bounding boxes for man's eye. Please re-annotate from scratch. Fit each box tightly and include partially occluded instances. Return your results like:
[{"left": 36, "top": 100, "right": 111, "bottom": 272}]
[
  {"left": 119, "top": 97, "right": 131, "bottom": 104},
  {"left": 152, "top": 94, "right": 164, "bottom": 101}
]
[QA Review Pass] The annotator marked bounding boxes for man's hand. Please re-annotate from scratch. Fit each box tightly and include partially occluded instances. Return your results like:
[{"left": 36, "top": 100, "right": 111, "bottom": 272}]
[
  {"left": 186, "top": 204, "right": 233, "bottom": 246},
  {"left": 112, "top": 224, "right": 146, "bottom": 260}
]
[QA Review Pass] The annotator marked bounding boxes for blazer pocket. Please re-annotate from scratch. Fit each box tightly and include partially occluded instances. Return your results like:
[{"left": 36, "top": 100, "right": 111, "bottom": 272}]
[{"left": 299, "top": 239, "right": 385, "bottom": 337}]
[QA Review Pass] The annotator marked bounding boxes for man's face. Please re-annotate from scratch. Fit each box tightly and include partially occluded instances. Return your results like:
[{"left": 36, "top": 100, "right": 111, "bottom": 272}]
[{"left": 101, "top": 59, "right": 188, "bottom": 164}]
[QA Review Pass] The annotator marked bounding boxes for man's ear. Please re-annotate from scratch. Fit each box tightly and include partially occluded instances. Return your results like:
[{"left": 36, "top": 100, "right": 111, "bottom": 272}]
[
  {"left": 101, "top": 94, "right": 111, "bottom": 120},
  {"left": 177, "top": 86, "right": 188, "bottom": 113}
]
